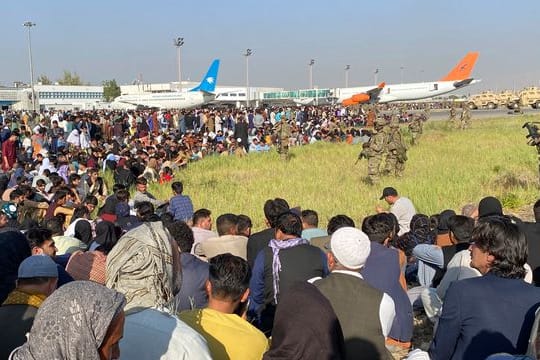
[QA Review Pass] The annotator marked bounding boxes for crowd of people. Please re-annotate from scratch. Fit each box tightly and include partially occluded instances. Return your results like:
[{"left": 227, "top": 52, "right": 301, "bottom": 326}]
[
  {"left": 0, "top": 106, "right": 370, "bottom": 167},
  {"left": 0, "top": 175, "right": 539, "bottom": 359},
  {"left": 0, "top": 102, "right": 439, "bottom": 171},
  {"left": 0, "top": 106, "right": 539, "bottom": 360}
]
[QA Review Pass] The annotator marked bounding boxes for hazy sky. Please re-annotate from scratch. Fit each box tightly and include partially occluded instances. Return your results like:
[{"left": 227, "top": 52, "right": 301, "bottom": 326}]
[{"left": 2, "top": 0, "right": 540, "bottom": 93}]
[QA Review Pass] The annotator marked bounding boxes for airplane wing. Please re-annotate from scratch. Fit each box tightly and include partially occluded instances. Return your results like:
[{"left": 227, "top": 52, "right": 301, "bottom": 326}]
[
  {"left": 366, "top": 82, "right": 385, "bottom": 101},
  {"left": 342, "top": 82, "right": 386, "bottom": 106}
]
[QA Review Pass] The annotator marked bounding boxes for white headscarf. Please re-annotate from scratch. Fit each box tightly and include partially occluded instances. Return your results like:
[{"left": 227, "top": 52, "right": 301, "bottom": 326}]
[
  {"left": 106, "top": 221, "right": 179, "bottom": 314},
  {"left": 38, "top": 157, "right": 56, "bottom": 176},
  {"left": 67, "top": 129, "right": 80, "bottom": 146}
]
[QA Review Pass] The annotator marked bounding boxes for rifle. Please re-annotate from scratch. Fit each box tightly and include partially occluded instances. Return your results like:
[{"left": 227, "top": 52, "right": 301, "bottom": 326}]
[
  {"left": 355, "top": 143, "right": 370, "bottom": 165},
  {"left": 523, "top": 122, "right": 540, "bottom": 146}
]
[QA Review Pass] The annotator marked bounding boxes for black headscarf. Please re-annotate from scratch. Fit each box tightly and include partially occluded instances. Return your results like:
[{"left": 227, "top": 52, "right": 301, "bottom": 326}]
[
  {"left": 74, "top": 220, "right": 93, "bottom": 246},
  {"left": 0, "top": 230, "right": 31, "bottom": 303},
  {"left": 263, "top": 282, "right": 345, "bottom": 360},
  {"left": 478, "top": 196, "right": 503, "bottom": 218},
  {"left": 94, "top": 221, "right": 119, "bottom": 254},
  {"left": 395, "top": 214, "right": 436, "bottom": 257}
]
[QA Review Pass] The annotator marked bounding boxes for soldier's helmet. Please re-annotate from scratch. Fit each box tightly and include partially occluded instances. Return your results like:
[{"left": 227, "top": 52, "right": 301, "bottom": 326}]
[{"left": 375, "top": 118, "right": 386, "bottom": 128}]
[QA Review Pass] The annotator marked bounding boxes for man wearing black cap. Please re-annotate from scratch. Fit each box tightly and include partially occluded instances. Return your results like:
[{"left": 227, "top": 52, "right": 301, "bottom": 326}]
[{"left": 376, "top": 187, "right": 416, "bottom": 236}]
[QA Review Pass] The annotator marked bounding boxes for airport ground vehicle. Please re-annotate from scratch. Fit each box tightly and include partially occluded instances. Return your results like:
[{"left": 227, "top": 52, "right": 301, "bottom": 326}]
[{"left": 467, "top": 91, "right": 500, "bottom": 109}]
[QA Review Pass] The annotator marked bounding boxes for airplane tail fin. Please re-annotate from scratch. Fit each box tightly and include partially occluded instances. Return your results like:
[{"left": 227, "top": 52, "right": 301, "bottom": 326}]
[
  {"left": 440, "top": 52, "right": 479, "bottom": 81},
  {"left": 190, "top": 59, "right": 220, "bottom": 92}
]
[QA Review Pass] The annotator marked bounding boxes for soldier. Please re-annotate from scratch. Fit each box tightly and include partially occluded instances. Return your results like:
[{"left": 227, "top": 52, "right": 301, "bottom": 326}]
[
  {"left": 399, "top": 104, "right": 408, "bottom": 121},
  {"left": 390, "top": 110, "right": 399, "bottom": 124},
  {"left": 408, "top": 114, "right": 423, "bottom": 145},
  {"left": 423, "top": 103, "right": 431, "bottom": 120},
  {"left": 365, "top": 118, "right": 388, "bottom": 184},
  {"left": 513, "top": 101, "right": 523, "bottom": 115},
  {"left": 383, "top": 122, "right": 408, "bottom": 177},
  {"left": 460, "top": 104, "right": 471, "bottom": 130},
  {"left": 274, "top": 119, "right": 292, "bottom": 160},
  {"left": 523, "top": 122, "right": 540, "bottom": 181},
  {"left": 448, "top": 102, "right": 457, "bottom": 126}
]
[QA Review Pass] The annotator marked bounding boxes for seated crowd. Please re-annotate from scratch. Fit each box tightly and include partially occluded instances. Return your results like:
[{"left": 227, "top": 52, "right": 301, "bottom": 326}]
[{"left": 0, "top": 165, "right": 540, "bottom": 360}]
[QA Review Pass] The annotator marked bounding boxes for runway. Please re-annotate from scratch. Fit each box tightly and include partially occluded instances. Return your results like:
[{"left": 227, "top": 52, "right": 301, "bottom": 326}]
[{"left": 428, "top": 107, "right": 540, "bottom": 121}]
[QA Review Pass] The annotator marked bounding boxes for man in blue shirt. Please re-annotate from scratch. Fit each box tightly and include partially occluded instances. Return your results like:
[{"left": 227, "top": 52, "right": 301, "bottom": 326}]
[{"left": 168, "top": 181, "right": 194, "bottom": 223}]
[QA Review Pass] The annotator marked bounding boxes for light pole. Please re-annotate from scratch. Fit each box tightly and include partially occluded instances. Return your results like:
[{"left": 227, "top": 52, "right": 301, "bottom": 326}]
[
  {"left": 309, "top": 59, "right": 315, "bottom": 89},
  {"left": 173, "top": 37, "right": 184, "bottom": 89},
  {"left": 400, "top": 66, "right": 405, "bottom": 84},
  {"left": 345, "top": 65, "right": 350, "bottom": 88},
  {"left": 374, "top": 68, "right": 379, "bottom": 85},
  {"left": 23, "top": 21, "right": 36, "bottom": 112},
  {"left": 244, "top": 48, "right": 252, "bottom": 108}
]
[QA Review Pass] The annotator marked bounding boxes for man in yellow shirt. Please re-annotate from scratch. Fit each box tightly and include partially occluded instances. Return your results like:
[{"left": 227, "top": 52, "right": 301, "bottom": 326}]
[{"left": 180, "top": 253, "right": 269, "bottom": 360}]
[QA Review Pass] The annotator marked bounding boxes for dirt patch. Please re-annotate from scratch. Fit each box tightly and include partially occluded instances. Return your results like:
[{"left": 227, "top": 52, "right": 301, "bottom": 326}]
[{"left": 509, "top": 203, "right": 536, "bottom": 222}]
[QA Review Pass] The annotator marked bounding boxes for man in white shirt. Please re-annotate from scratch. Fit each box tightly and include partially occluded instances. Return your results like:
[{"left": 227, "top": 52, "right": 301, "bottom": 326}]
[
  {"left": 200, "top": 213, "right": 248, "bottom": 260},
  {"left": 377, "top": 187, "right": 416, "bottom": 236},
  {"left": 191, "top": 208, "right": 218, "bottom": 256}
]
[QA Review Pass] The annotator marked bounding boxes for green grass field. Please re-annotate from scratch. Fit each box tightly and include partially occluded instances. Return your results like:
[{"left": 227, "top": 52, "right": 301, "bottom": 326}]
[{"left": 146, "top": 115, "right": 540, "bottom": 231}]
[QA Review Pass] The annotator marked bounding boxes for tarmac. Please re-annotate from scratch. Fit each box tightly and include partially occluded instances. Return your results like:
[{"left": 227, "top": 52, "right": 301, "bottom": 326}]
[{"left": 422, "top": 107, "right": 540, "bottom": 121}]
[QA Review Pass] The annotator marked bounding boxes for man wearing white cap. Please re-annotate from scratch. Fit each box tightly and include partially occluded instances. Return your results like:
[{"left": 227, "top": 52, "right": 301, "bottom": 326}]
[{"left": 313, "top": 227, "right": 395, "bottom": 360}]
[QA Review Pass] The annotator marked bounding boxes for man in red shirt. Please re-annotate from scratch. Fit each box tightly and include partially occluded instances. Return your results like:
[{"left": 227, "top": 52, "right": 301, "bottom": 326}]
[{"left": 2, "top": 131, "right": 19, "bottom": 172}]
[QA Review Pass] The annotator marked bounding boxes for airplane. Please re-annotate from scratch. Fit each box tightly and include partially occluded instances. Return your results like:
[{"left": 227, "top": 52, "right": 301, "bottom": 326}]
[
  {"left": 339, "top": 52, "right": 480, "bottom": 106},
  {"left": 112, "top": 59, "right": 220, "bottom": 109}
]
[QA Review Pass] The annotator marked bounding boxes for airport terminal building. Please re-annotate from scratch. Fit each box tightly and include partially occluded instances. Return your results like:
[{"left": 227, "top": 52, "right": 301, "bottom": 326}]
[
  {"left": 2, "top": 84, "right": 105, "bottom": 111},
  {"left": 0, "top": 82, "right": 340, "bottom": 110}
]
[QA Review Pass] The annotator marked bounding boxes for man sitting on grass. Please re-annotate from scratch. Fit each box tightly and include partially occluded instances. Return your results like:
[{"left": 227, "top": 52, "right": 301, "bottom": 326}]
[{"left": 168, "top": 181, "right": 194, "bottom": 223}]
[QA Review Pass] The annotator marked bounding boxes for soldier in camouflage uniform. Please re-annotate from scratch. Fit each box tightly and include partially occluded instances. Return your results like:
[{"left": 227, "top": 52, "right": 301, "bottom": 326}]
[
  {"left": 423, "top": 104, "right": 431, "bottom": 121},
  {"left": 390, "top": 110, "right": 399, "bottom": 124},
  {"left": 383, "top": 122, "right": 408, "bottom": 177},
  {"left": 448, "top": 103, "right": 457, "bottom": 127},
  {"left": 365, "top": 118, "right": 388, "bottom": 184},
  {"left": 399, "top": 104, "right": 408, "bottom": 121},
  {"left": 460, "top": 104, "right": 471, "bottom": 130},
  {"left": 274, "top": 120, "right": 292, "bottom": 160},
  {"left": 408, "top": 114, "right": 423, "bottom": 145}
]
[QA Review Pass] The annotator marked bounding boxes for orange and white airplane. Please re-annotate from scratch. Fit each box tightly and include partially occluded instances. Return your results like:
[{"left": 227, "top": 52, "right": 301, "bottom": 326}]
[{"left": 339, "top": 52, "right": 480, "bottom": 106}]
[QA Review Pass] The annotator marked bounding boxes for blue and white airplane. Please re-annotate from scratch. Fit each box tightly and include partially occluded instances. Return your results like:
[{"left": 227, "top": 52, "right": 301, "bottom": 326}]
[{"left": 112, "top": 59, "right": 220, "bottom": 109}]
